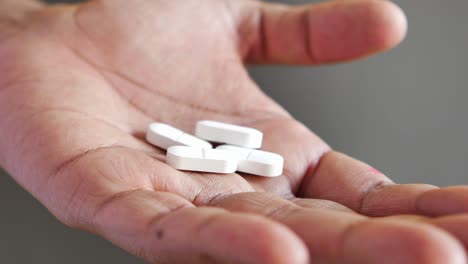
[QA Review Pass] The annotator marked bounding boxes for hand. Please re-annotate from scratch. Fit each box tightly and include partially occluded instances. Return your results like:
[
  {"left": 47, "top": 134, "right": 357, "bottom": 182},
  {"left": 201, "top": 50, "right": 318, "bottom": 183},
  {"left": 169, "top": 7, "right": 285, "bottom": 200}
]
[{"left": 1, "top": 0, "right": 468, "bottom": 263}]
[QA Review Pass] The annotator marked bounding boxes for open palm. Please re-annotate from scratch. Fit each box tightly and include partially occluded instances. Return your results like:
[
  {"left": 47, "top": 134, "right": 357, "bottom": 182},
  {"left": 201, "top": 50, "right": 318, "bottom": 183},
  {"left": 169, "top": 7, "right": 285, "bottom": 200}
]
[{"left": 1, "top": 0, "right": 468, "bottom": 263}]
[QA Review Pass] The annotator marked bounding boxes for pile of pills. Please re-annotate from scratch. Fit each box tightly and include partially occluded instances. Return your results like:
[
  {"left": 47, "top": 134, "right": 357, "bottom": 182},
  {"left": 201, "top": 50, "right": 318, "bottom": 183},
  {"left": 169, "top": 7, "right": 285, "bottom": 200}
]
[{"left": 145, "top": 120, "right": 284, "bottom": 177}]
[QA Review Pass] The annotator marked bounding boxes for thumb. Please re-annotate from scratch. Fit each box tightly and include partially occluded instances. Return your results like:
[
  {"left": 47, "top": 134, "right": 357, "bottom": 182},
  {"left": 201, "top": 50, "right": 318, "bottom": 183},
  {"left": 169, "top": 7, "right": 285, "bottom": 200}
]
[{"left": 244, "top": 0, "right": 407, "bottom": 64}]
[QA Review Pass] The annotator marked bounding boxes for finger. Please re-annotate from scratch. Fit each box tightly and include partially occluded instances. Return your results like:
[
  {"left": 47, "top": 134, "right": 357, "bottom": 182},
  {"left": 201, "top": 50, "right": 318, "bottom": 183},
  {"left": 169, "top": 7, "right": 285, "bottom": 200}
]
[
  {"left": 244, "top": 0, "right": 407, "bottom": 64},
  {"left": 299, "top": 151, "right": 448, "bottom": 216},
  {"left": 430, "top": 215, "right": 468, "bottom": 251},
  {"left": 416, "top": 186, "right": 468, "bottom": 216},
  {"left": 211, "top": 192, "right": 466, "bottom": 264},
  {"left": 42, "top": 146, "right": 307, "bottom": 263},
  {"left": 83, "top": 189, "right": 309, "bottom": 264},
  {"left": 384, "top": 214, "right": 468, "bottom": 252}
]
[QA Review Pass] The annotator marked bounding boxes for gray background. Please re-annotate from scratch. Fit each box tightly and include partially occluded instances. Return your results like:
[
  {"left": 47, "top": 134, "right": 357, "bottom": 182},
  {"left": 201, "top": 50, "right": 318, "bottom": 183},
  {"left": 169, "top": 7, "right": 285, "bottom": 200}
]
[{"left": 1, "top": 0, "right": 467, "bottom": 263}]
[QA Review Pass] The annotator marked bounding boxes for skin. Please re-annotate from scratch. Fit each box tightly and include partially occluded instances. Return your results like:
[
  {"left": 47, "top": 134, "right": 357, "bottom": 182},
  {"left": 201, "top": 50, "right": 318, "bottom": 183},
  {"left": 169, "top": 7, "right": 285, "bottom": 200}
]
[{"left": 1, "top": 0, "right": 468, "bottom": 263}]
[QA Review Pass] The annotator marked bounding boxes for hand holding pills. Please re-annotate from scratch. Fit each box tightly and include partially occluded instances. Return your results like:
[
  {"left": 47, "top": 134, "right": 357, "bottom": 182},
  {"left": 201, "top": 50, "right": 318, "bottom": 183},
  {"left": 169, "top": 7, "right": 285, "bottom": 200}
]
[
  {"left": 3, "top": 0, "right": 468, "bottom": 264},
  {"left": 146, "top": 120, "right": 284, "bottom": 176}
]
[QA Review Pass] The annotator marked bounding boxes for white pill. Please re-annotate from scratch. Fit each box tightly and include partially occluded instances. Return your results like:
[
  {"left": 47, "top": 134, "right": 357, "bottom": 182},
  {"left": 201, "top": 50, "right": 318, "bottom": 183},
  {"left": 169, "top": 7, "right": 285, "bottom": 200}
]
[
  {"left": 146, "top": 123, "right": 212, "bottom": 150},
  {"left": 166, "top": 146, "right": 238, "bottom": 173},
  {"left": 195, "top": 120, "right": 263, "bottom": 149},
  {"left": 216, "top": 145, "right": 284, "bottom": 177}
]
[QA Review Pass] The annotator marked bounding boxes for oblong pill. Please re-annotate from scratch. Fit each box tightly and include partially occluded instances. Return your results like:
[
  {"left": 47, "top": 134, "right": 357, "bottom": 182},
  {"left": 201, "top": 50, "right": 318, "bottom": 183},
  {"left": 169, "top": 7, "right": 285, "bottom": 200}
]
[
  {"left": 195, "top": 120, "right": 263, "bottom": 149},
  {"left": 146, "top": 123, "right": 212, "bottom": 150},
  {"left": 216, "top": 145, "right": 283, "bottom": 177},
  {"left": 166, "top": 146, "right": 238, "bottom": 173}
]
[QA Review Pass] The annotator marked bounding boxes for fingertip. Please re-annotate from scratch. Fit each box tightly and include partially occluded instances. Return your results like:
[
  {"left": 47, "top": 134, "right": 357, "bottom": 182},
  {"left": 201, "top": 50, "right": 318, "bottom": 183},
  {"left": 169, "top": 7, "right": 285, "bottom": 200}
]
[
  {"left": 343, "top": 219, "right": 466, "bottom": 264},
  {"left": 309, "top": 0, "right": 408, "bottom": 63},
  {"left": 168, "top": 208, "right": 309, "bottom": 264},
  {"left": 367, "top": 0, "right": 408, "bottom": 51},
  {"left": 240, "top": 214, "right": 310, "bottom": 264},
  {"left": 431, "top": 215, "right": 468, "bottom": 251}
]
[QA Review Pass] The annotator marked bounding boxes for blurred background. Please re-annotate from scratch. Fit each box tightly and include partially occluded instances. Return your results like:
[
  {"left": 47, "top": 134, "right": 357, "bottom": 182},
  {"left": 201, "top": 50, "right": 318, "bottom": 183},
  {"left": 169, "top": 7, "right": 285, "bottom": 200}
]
[{"left": 1, "top": 0, "right": 467, "bottom": 263}]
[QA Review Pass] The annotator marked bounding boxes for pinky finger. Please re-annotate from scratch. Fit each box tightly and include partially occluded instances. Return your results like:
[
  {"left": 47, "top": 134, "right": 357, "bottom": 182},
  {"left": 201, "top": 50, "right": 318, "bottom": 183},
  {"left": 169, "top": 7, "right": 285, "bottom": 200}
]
[{"left": 85, "top": 189, "right": 309, "bottom": 264}]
